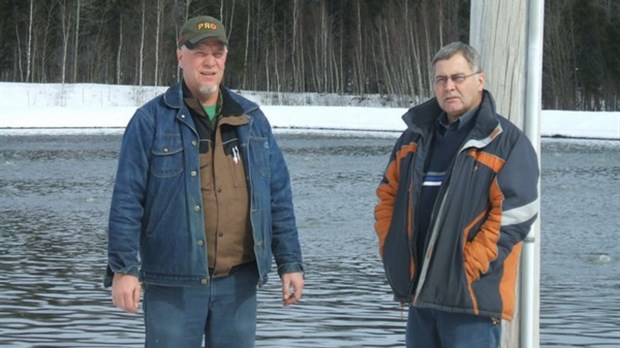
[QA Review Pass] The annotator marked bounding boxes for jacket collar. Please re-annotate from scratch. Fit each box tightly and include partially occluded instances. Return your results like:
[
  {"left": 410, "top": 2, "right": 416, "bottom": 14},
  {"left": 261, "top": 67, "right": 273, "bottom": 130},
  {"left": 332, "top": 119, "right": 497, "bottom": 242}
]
[
  {"left": 403, "top": 89, "right": 500, "bottom": 141},
  {"left": 163, "top": 82, "right": 185, "bottom": 109},
  {"left": 163, "top": 81, "right": 260, "bottom": 116}
]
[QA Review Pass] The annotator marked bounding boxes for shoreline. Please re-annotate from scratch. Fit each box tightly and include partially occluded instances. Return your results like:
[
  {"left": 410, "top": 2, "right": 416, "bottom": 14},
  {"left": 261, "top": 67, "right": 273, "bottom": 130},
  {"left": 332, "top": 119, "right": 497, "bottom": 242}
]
[{"left": 1, "top": 126, "right": 619, "bottom": 142}]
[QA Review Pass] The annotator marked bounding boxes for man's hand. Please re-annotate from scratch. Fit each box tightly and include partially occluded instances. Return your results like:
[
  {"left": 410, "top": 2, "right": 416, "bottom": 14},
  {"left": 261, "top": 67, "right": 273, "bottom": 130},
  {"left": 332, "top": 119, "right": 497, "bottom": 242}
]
[
  {"left": 281, "top": 272, "right": 304, "bottom": 306},
  {"left": 111, "top": 273, "right": 141, "bottom": 313}
]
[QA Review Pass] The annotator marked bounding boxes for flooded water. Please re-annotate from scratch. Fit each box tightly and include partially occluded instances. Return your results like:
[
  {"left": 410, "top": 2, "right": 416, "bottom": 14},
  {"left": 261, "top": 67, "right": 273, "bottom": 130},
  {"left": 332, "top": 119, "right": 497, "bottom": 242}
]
[{"left": 0, "top": 131, "right": 618, "bottom": 347}]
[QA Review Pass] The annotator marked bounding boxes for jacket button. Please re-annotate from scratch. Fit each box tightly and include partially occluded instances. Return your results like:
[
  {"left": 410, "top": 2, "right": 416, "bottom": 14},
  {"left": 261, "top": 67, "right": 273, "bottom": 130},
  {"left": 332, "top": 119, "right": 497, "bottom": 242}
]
[
  {"left": 218, "top": 232, "right": 224, "bottom": 238},
  {"left": 190, "top": 170, "right": 197, "bottom": 177},
  {"left": 201, "top": 278, "right": 208, "bottom": 285},
  {"left": 197, "top": 240, "right": 204, "bottom": 246},
  {"left": 181, "top": 114, "right": 186, "bottom": 119},
  {"left": 163, "top": 148, "right": 169, "bottom": 153},
  {"left": 192, "top": 140, "right": 197, "bottom": 146},
  {"left": 194, "top": 205, "right": 200, "bottom": 212}
]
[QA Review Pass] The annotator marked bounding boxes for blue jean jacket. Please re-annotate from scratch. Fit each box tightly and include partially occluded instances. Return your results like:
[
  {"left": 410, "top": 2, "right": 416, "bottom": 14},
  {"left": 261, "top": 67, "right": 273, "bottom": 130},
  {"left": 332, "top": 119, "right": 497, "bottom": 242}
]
[{"left": 105, "top": 83, "right": 303, "bottom": 287}]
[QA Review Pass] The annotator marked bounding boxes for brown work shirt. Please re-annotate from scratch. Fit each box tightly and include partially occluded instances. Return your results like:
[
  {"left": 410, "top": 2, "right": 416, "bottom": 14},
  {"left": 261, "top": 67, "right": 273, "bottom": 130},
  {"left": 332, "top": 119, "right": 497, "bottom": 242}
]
[{"left": 184, "top": 86, "right": 255, "bottom": 278}]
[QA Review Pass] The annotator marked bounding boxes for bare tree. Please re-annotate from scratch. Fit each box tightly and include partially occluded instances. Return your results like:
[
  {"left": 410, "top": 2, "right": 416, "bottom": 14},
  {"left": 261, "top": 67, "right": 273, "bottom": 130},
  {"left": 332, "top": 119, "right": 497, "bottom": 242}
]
[
  {"left": 291, "top": 0, "right": 305, "bottom": 92},
  {"left": 59, "top": 0, "right": 73, "bottom": 84},
  {"left": 13, "top": 6, "right": 24, "bottom": 82},
  {"left": 174, "top": 0, "right": 193, "bottom": 83},
  {"left": 116, "top": 16, "right": 123, "bottom": 84},
  {"left": 353, "top": 1, "right": 365, "bottom": 95},
  {"left": 221, "top": 0, "right": 235, "bottom": 43},
  {"left": 71, "top": 0, "right": 81, "bottom": 82},
  {"left": 25, "top": 0, "right": 34, "bottom": 82},
  {"left": 543, "top": 0, "right": 576, "bottom": 109},
  {"left": 407, "top": 3, "right": 426, "bottom": 101},
  {"left": 38, "top": 3, "right": 56, "bottom": 82},
  {"left": 1, "top": 0, "right": 616, "bottom": 110},
  {"left": 154, "top": 0, "right": 163, "bottom": 86},
  {"left": 242, "top": 1, "right": 251, "bottom": 89},
  {"left": 139, "top": 0, "right": 146, "bottom": 86}
]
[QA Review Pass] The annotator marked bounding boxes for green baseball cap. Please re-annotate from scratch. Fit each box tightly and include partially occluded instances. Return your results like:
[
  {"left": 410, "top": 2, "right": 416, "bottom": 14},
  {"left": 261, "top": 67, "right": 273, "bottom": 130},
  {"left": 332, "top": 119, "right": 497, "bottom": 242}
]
[{"left": 177, "top": 15, "right": 227, "bottom": 49}]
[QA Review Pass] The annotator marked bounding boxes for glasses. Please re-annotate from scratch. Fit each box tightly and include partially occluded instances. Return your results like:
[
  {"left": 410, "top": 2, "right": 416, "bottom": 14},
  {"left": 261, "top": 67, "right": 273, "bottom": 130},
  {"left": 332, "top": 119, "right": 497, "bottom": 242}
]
[{"left": 434, "top": 72, "right": 480, "bottom": 86}]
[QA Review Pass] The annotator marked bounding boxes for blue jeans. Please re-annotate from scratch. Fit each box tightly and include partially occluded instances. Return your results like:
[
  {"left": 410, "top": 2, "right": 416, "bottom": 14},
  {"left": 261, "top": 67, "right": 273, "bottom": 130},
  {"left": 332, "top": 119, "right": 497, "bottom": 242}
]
[
  {"left": 143, "top": 263, "right": 259, "bottom": 348},
  {"left": 406, "top": 307, "right": 502, "bottom": 348}
]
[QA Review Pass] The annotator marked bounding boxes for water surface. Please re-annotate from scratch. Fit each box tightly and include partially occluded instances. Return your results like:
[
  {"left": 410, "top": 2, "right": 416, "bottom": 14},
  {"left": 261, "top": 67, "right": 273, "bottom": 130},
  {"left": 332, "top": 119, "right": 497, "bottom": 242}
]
[{"left": 0, "top": 133, "right": 618, "bottom": 347}]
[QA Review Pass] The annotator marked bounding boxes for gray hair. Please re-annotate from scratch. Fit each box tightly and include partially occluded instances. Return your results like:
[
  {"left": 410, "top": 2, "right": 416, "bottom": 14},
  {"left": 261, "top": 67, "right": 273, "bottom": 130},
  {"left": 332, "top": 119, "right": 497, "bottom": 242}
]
[{"left": 431, "top": 41, "right": 483, "bottom": 74}]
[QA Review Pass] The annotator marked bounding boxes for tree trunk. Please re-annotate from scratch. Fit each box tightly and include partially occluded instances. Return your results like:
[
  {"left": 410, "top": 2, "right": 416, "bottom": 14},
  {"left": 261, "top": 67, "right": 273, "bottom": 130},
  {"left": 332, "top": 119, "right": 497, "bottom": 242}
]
[
  {"left": 60, "top": 0, "right": 72, "bottom": 84},
  {"left": 72, "top": 0, "right": 80, "bottom": 83},
  {"left": 338, "top": 4, "right": 344, "bottom": 94},
  {"left": 26, "top": 0, "right": 34, "bottom": 82},
  {"left": 40, "top": 5, "right": 55, "bottom": 83},
  {"left": 225, "top": 0, "right": 235, "bottom": 43},
  {"left": 544, "top": 0, "right": 576, "bottom": 110},
  {"left": 116, "top": 17, "right": 123, "bottom": 84},
  {"left": 154, "top": 0, "right": 162, "bottom": 86},
  {"left": 139, "top": 0, "right": 145, "bottom": 86},
  {"left": 291, "top": 0, "right": 304, "bottom": 92},
  {"left": 354, "top": 1, "right": 364, "bottom": 95},
  {"left": 242, "top": 2, "right": 250, "bottom": 89},
  {"left": 14, "top": 14, "right": 24, "bottom": 82}
]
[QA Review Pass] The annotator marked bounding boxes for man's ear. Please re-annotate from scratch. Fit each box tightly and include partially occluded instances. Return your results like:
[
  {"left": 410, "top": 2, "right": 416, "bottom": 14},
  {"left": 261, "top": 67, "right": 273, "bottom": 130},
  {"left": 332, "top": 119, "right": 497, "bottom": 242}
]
[
  {"left": 176, "top": 48, "right": 183, "bottom": 67},
  {"left": 477, "top": 72, "right": 486, "bottom": 91}
]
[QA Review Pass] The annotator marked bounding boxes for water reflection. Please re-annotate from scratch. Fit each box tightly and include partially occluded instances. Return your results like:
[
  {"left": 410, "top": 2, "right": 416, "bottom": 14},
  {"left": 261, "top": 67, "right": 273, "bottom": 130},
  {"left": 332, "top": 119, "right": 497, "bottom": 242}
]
[{"left": 0, "top": 134, "right": 618, "bottom": 347}]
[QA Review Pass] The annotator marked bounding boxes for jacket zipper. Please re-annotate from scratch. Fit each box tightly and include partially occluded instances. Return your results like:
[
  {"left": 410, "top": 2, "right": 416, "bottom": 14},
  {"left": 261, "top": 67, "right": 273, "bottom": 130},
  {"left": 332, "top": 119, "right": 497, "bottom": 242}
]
[{"left": 411, "top": 134, "right": 478, "bottom": 304}]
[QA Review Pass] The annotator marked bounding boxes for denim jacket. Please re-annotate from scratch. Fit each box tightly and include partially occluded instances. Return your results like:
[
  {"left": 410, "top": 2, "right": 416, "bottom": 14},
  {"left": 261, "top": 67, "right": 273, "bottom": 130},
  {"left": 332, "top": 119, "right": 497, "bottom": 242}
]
[{"left": 105, "top": 83, "right": 303, "bottom": 287}]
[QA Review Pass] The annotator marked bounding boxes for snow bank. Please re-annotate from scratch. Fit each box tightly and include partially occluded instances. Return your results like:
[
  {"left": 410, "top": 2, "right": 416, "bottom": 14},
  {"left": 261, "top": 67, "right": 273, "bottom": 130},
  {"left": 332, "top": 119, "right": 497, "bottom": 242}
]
[{"left": 1, "top": 82, "right": 618, "bottom": 139}]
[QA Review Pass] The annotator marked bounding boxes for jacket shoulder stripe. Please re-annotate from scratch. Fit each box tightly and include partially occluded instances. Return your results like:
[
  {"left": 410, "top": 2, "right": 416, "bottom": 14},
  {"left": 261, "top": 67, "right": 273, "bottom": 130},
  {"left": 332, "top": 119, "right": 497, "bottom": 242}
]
[
  {"left": 462, "top": 124, "right": 503, "bottom": 150},
  {"left": 501, "top": 198, "right": 539, "bottom": 226}
]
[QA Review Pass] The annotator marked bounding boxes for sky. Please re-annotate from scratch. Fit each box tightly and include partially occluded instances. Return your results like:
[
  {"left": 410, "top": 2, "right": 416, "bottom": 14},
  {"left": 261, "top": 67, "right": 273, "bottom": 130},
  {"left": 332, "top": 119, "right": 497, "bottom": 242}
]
[{"left": 1, "top": 82, "right": 619, "bottom": 140}]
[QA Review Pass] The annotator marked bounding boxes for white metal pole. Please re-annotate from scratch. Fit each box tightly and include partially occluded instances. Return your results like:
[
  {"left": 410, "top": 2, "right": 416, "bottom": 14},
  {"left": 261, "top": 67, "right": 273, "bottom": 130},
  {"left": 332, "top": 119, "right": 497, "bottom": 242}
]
[{"left": 521, "top": 0, "right": 544, "bottom": 347}]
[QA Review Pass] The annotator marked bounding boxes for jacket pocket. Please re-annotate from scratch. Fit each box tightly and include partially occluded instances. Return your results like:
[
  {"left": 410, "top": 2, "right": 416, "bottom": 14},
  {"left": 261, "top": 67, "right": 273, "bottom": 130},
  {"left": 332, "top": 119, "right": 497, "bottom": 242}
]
[
  {"left": 151, "top": 134, "right": 184, "bottom": 178},
  {"left": 248, "top": 136, "right": 269, "bottom": 178},
  {"left": 382, "top": 224, "right": 413, "bottom": 301}
]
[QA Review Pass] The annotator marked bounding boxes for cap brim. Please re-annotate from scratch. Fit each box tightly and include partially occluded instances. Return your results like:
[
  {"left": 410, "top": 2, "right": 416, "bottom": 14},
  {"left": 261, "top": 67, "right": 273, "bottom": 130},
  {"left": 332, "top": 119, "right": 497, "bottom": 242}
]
[{"left": 184, "top": 36, "right": 227, "bottom": 49}]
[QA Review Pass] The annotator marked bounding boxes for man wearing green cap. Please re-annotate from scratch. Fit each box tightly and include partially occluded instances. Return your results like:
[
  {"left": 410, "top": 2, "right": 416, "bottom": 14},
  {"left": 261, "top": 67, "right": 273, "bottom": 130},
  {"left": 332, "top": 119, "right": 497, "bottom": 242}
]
[{"left": 105, "top": 15, "right": 304, "bottom": 347}]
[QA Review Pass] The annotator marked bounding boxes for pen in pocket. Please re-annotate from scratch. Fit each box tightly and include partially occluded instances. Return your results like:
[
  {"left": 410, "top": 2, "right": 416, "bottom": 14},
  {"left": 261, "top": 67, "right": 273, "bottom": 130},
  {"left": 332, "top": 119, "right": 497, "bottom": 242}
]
[{"left": 232, "top": 146, "right": 239, "bottom": 164}]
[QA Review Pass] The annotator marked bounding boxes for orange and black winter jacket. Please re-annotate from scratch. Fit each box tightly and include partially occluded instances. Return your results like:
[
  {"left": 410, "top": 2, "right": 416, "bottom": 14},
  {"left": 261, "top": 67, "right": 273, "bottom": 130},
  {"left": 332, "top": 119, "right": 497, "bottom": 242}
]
[{"left": 374, "top": 91, "right": 539, "bottom": 320}]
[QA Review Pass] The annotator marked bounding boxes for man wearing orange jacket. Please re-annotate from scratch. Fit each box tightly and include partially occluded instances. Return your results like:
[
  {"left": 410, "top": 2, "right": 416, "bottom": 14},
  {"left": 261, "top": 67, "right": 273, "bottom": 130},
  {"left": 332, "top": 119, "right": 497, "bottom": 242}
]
[{"left": 374, "top": 41, "right": 539, "bottom": 348}]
